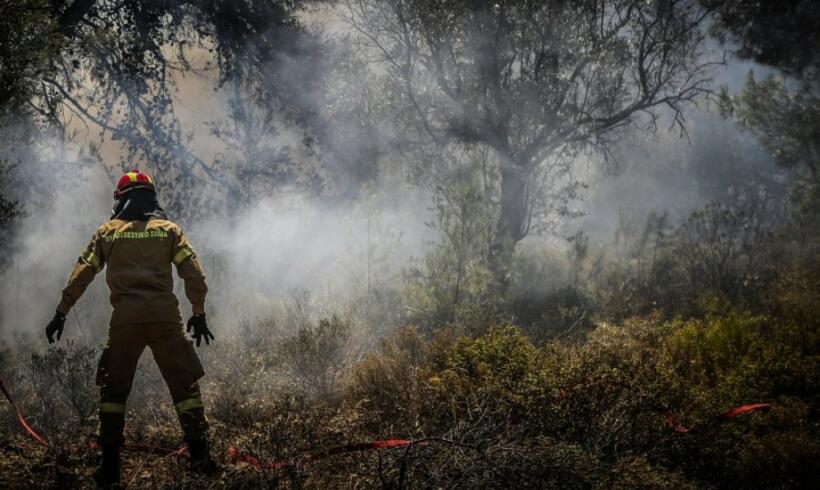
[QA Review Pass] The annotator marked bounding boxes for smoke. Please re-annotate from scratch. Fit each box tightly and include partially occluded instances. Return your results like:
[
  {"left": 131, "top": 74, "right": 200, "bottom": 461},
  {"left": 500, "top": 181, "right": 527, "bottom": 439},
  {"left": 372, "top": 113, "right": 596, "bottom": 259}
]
[
  {"left": 0, "top": 5, "right": 792, "bottom": 342},
  {"left": 0, "top": 155, "right": 112, "bottom": 341},
  {"left": 565, "top": 41, "right": 786, "bottom": 241},
  {"left": 188, "top": 187, "right": 433, "bottom": 327},
  {"left": 569, "top": 108, "right": 785, "bottom": 240},
  {"left": 0, "top": 168, "right": 435, "bottom": 341}
]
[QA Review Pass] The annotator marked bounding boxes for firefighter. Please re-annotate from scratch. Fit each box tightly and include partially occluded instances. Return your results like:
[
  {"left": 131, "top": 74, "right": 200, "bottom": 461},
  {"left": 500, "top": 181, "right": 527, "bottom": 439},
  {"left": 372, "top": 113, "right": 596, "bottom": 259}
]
[{"left": 44, "top": 170, "right": 217, "bottom": 487}]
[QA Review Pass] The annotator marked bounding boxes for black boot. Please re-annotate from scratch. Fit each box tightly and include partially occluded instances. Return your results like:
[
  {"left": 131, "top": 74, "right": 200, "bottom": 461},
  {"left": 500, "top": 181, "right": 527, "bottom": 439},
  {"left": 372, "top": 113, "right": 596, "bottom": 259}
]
[
  {"left": 93, "top": 444, "right": 121, "bottom": 489},
  {"left": 188, "top": 439, "right": 219, "bottom": 475}
]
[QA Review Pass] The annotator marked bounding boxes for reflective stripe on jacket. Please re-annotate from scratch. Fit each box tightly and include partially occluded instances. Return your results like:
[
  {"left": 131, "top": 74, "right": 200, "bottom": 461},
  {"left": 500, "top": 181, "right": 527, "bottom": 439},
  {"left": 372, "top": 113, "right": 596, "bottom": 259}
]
[{"left": 57, "top": 219, "right": 207, "bottom": 326}]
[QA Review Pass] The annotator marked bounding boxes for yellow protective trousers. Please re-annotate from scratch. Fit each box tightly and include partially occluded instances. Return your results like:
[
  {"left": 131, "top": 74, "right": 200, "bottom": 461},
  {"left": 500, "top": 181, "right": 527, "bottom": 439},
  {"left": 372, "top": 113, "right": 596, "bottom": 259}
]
[{"left": 95, "top": 322, "right": 208, "bottom": 447}]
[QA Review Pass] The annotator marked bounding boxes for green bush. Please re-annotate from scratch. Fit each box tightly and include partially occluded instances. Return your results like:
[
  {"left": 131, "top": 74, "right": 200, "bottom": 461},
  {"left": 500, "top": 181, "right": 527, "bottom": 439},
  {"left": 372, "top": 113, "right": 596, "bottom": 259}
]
[{"left": 342, "top": 304, "right": 818, "bottom": 488}]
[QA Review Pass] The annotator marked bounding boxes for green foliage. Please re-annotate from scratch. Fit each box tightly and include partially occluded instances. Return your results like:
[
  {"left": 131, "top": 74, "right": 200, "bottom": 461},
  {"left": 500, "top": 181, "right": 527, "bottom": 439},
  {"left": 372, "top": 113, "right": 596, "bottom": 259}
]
[
  {"left": 714, "top": 8, "right": 820, "bottom": 229},
  {"left": 721, "top": 74, "right": 820, "bottom": 177},
  {"left": 445, "top": 325, "right": 539, "bottom": 393},
  {"left": 404, "top": 152, "right": 500, "bottom": 330},
  {"left": 0, "top": 0, "right": 59, "bottom": 113},
  {"left": 345, "top": 306, "right": 818, "bottom": 487},
  {"left": 707, "top": 0, "right": 820, "bottom": 76},
  {"left": 663, "top": 266, "right": 820, "bottom": 407},
  {"left": 668, "top": 312, "right": 773, "bottom": 405},
  {"left": 710, "top": 0, "right": 820, "bottom": 287}
]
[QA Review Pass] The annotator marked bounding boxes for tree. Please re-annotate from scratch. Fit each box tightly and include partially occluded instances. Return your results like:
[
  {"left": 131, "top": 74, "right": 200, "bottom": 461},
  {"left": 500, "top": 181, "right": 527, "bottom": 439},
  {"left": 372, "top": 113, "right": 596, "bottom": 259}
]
[
  {"left": 709, "top": 0, "right": 820, "bottom": 231},
  {"left": 0, "top": 1, "right": 59, "bottom": 115},
  {"left": 345, "top": 0, "right": 715, "bottom": 286},
  {"left": 0, "top": 159, "right": 20, "bottom": 272},
  {"left": 0, "top": 1, "right": 54, "bottom": 270},
  {"left": 709, "top": 0, "right": 820, "bottom": 177},
  {"left": 721, "top": 74, "right": 820, "bottom": 180},
  {"left": 0, "top": 0, "right": 322, "bottom": 218},
  {"left": 405, "top": 149, "right": 497, "bottom": 327},
  {"left": 704, "top": 0, "right": 819, "bottom": 77}
]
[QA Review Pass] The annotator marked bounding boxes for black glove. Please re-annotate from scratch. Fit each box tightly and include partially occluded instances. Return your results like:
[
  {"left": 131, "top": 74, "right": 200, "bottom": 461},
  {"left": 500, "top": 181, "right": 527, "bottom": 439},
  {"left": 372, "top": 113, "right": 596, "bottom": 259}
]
[
  {"left": 187, "top": 313, "right": 214, "bottom": 347},
  {"left": 45, "top": 311, "right": 67, "bottom": 344}
]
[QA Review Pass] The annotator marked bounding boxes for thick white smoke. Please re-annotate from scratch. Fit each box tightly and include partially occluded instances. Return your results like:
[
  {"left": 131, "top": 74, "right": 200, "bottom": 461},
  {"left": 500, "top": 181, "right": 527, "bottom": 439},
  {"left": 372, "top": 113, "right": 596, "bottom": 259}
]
[
  {"left": 0, "top": 170, "right": 434, "bottom": 342},
  {"left": 0, "top": 161, "right": 112, "bottom": 341},
  {"left": 188, "top": 187, "right": 434, "bottom": 329}
]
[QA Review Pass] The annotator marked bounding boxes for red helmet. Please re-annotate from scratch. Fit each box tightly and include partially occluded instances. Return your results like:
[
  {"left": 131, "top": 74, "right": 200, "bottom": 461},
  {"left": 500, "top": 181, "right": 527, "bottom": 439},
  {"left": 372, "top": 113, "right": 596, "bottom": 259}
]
[{"left": 114, "top": 169, "right": 155, "bottom": 198}]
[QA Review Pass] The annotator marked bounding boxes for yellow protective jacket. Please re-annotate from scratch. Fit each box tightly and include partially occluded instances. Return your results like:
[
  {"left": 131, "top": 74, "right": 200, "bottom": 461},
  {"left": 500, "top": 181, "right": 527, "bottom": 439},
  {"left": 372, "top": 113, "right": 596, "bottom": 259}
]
[{"left": 57, "top": 219, "right": 208, "bottom": 326}]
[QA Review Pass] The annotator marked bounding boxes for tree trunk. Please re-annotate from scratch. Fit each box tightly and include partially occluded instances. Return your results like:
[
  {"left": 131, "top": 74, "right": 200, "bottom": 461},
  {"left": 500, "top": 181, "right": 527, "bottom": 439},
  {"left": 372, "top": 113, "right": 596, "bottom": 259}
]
[{"left": 490, "top": 156, "right": 528, "bottom": 291}]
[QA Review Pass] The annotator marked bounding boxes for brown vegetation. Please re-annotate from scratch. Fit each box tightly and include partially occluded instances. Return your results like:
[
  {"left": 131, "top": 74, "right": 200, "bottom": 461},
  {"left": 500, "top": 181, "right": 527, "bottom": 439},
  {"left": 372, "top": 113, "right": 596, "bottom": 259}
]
[{"left": 1, "top": 253, "right": 818, "bottom": 488}]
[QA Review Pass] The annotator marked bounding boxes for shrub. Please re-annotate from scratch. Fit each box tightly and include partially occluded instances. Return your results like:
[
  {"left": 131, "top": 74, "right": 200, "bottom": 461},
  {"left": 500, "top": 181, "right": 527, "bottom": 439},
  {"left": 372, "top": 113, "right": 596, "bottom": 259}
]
[
  {"left": 280, "top": 315, "right": 351, "bottom": 398},
  {"left": 348, "top": 326, "right": 438, "bottom": 433},
  {"left": 24, "top": 341, "right": 98, "bottom": 441}
]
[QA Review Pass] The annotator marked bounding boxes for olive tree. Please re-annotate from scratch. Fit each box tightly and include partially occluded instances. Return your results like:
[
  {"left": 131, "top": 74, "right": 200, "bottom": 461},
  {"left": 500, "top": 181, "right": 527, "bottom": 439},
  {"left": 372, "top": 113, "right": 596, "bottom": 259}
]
[
  {"left": 345, "top": 0, "right": 715, "bottom": 285},
  {"left": 1, "top": 0, "right": 321, "bottom": 218},
  {"left": 708, "top": 0, "right": 820, "bottom": 241}
]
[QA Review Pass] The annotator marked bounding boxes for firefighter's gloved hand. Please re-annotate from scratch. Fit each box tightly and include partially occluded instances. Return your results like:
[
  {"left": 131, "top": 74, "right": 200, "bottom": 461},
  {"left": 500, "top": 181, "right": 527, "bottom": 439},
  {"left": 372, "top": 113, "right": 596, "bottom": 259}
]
[
  {"left": 45, "top": 311, "right": 67, "bottom": 344},
  {"left": 187, "top": 313, "right": 214, "bottom": 347}
]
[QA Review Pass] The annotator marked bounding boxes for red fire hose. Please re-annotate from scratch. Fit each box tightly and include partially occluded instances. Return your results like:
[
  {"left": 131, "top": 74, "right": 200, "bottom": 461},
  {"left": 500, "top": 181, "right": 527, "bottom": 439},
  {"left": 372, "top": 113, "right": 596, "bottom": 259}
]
[
  {"left": 1, "top": 378, "right": 416, "bottom": 469},
  {"left": 1, "top": 378, "right": 770, "bottom": 470},
  {"left": 0, "top": 379, "right": 49, "bottom": 446}
]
